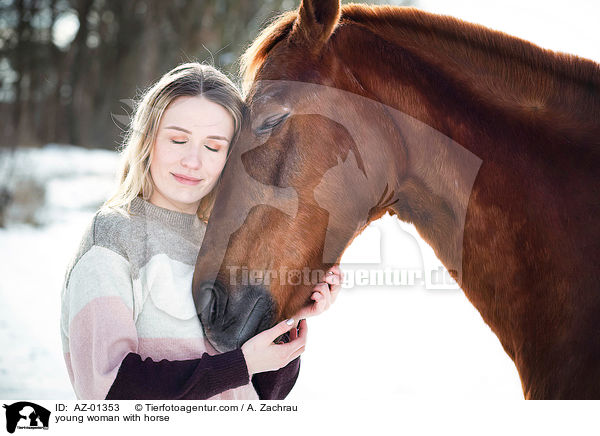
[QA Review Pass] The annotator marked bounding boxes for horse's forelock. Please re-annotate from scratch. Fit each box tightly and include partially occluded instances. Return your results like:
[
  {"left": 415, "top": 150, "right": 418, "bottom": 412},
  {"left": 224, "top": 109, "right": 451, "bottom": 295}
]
[
  {"left": 239, "top": 4, "right": 415, "bottom": 95},
  {"left": 240, "top": 11, "right": 298, "bottom": 95}
]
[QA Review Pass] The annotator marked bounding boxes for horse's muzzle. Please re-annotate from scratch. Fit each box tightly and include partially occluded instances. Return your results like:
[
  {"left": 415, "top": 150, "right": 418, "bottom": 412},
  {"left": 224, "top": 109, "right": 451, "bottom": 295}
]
[{"left": 195, "top": 280, "right": 275, "bottom": 353}]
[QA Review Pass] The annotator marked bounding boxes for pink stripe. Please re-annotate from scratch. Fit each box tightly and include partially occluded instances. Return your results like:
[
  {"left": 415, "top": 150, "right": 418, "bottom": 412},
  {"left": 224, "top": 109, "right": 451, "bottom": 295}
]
[
  {"left": 68, "top": 296, "right": 137, "bottom": 399},
  {"left": 66, "top": 296, "right": 257, "bottom": 400},
  {"left": 137, "top": 337, "right": 208, "bottom": 360},
  {"left": 63, "top": 352, "right": 74, "bottom": 385}
]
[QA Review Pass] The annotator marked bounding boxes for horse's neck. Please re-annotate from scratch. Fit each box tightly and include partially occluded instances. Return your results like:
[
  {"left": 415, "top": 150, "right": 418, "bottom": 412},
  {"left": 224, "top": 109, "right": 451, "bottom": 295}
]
[
  {"left": 331, "top": 9, "right": 600, "bottom": 397},
  {"left": 338, "top": 11, "right": 599, "bottom": 282}
]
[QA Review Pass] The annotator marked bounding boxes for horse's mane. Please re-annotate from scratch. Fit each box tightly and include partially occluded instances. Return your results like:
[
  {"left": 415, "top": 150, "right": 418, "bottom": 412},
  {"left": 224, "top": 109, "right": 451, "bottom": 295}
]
[
  {"left": 240, "top": 11, "right": 297, "bottom": 94},
  {"left": 240, "top": 5, "right": 600, "bottom": 97}
]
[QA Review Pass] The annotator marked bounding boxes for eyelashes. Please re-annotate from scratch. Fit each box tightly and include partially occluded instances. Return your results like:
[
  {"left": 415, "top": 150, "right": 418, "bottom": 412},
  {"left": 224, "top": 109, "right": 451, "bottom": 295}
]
[
  {"left": 255, "top": 113, "right": 289, "bottom": 135},
  {"left": 170, "top": 140, "right": 220, "bottom": 152}
]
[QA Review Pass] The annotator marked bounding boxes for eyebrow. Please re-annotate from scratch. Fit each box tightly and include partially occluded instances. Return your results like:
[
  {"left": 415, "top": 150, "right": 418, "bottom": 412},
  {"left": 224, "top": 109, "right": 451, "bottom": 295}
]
[
  {"left": 207, "top": 135, "right": 230, "bottom": 142},
  {"left": 165, "top": 126, "right": 192, "bottom": 134},
  {"left": 165, "top": 126, "right": 230, "bottom": 142}
]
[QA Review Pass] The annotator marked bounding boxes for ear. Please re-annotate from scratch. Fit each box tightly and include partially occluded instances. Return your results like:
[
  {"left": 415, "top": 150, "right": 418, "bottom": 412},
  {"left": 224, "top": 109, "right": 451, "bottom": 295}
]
[{"left": 290, "top": 0, "right": 341, "bottom": 49}]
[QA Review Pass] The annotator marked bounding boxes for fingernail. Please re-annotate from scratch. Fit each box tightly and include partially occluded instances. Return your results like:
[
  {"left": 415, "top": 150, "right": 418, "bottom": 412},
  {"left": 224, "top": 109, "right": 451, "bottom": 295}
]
[{"left": 286, "top": 318, "right": 294, "bottom": 325}]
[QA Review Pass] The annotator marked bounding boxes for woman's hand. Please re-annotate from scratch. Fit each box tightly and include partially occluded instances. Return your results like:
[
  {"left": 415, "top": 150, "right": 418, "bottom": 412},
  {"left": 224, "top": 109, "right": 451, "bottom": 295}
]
[
  {"left": 241, "top": 318, "right": 307, "bottom": 376},
  {"left": 293, "top": 265, "right": 343, "bottom": 319}
]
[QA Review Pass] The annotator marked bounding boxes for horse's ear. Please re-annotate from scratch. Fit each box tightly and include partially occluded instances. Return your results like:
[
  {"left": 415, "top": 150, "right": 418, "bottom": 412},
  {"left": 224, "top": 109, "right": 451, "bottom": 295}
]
[{"left": 290, "top": 0, "right": 341, "bottom": 49}]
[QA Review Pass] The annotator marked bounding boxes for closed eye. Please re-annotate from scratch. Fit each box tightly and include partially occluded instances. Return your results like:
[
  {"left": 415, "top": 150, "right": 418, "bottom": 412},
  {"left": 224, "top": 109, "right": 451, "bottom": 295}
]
[
  {"left": 255, "top": 113, "right": 289, "bottom": 135},
  {"left": 171, "top": 140, "right": 187, "bottom": 145},
  {"left": 205, "top": 145, "right": 218, "bottom": 152}
]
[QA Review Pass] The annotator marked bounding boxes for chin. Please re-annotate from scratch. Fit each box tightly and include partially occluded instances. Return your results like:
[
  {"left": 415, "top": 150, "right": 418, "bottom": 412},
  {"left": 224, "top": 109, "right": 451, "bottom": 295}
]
[{"left": 177, "top": 197, "right": 204, "bottom": 208}]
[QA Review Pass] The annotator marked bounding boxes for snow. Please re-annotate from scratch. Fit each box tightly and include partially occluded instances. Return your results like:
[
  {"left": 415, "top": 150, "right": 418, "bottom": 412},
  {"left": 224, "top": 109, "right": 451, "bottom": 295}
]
[
  {"left": 0, "top": 145, "right": 119, "bottom": 399},
  {"left": 288, "top": 215, "right": 523, "bottom": 400}
]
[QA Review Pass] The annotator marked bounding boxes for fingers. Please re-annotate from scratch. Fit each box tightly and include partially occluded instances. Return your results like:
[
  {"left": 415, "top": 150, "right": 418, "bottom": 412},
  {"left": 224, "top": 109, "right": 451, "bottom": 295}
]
[
  {"left": 312, "top": 282, "right": 332, "bottom": 310},
  {"left": 289, "top": 266, "right": 344, "bottom": 320},
  {"left": 287, "top": 319, "right": 307, "bottom": 348},
  {"left": 328, "top": 265, "right": 341, "bottom": 274},
  {"left": 263, "top": 318, "right": 296, "bottom": 342},
  {"left": 296, "top": 318, "right": 308, "bottom": 338},
  {"left": 243, "top": 319, "right": 308, "bottom": 374},
  {"left": 324, "top": 266, "right": 343, "bottom": 303},
  {"left": 324, "top": 269, "right": 341, "bottom": 286},
  {"left": 289, "top": 318, "right": 304, "bottom": 340},
  {"left": 286, "top": 319, "right": 308, "bottom": 360},
  {"left": 288, "top": 345, "right": 305, "bottom": 361},
  {"left": 279, "top": 319, "right": 307, "bottom": 357}
]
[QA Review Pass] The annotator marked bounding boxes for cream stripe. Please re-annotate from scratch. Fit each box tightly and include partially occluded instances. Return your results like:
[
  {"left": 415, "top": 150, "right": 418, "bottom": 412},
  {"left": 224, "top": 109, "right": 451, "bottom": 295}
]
[{"left": 63, "top": 245, "right": 132, "bottom": 327}]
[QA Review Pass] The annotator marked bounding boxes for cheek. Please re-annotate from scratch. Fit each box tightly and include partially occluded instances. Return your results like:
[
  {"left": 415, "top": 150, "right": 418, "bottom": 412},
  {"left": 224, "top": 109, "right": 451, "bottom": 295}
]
[
  {"left": 151, "top": 143, "right": 179, "bottom": 171},
  {"left": 206, "top": 154, "right": 228, "bottom": 177}
]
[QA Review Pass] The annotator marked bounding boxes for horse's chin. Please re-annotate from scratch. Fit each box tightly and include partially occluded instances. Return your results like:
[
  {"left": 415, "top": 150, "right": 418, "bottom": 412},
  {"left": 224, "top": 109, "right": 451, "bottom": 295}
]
[
  {"left": 203, "top": 334, "right": 236, "bottom": 354},
  {"left": 202, "top": 302, "right": 275, "bottom": 353},
  {"left": 196, "top": 280, "right": 276, "bottom": 352}
]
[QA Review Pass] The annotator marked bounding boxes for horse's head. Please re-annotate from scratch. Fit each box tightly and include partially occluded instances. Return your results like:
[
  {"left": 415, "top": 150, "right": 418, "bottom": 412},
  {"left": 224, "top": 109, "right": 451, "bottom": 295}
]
[
  {"left": 191, "top": 0, "right": 393, "bottom": 352},
  {"left": 192, "top": 0, "right": 480, "bottom": 352}
]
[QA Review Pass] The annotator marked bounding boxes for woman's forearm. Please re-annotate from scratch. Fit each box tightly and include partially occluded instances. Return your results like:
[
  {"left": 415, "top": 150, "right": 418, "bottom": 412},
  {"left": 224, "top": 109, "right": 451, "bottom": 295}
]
[{"left": 105, "top": 349, "right": 250, "bottom": 400}]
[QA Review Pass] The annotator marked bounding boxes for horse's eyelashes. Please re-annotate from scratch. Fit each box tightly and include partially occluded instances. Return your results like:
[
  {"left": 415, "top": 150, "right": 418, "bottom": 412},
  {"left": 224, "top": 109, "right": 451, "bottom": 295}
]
[
  {"left": 261, "top": 115, "right": 286, "bottom": 130},
  {"left": 256, "top": 113, "right": 289, "bottom": 135}
]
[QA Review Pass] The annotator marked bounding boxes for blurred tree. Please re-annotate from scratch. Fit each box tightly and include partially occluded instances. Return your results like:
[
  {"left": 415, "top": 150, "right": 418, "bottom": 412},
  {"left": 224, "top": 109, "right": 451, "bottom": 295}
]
[{"left": 0, "top": 0, "right": 416, "bottom": 150}]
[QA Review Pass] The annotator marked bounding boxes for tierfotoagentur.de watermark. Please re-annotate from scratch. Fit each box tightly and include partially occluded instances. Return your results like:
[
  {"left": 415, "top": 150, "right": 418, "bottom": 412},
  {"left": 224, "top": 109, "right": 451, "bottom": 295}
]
[{"left": 226, "top": 265, "right": 459, "bottom": 290}]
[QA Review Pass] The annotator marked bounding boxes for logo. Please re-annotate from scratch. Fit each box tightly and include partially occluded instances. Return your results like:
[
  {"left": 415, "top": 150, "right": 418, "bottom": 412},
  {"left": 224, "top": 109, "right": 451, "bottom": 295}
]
[{"left": 2, "top": 402, "right": 50, "bottom": 433}]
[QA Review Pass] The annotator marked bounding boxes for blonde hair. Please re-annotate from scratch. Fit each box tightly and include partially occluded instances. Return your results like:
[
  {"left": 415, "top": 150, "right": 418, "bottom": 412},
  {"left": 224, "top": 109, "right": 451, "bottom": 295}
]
[{"left": 103, "top": 62, "right": 244, "bottom": 222}]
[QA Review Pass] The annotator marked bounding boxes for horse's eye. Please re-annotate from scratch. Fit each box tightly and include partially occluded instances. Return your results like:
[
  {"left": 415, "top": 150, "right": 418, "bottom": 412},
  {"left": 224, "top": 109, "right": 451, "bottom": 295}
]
[{"left": 256, "top": 113, "right": 289, "bottom": 135}]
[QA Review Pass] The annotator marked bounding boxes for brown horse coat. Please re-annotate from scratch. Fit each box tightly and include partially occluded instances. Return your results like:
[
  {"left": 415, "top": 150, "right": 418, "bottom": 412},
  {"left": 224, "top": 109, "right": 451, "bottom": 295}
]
[{"left": 194, "top": 1, "right": 600, "bottom": 399}]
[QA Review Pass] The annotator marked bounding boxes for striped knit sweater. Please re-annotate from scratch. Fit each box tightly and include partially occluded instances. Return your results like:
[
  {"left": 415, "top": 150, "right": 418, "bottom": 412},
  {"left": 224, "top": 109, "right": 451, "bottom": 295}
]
[{"left": 60, "top": 196, "right": 299, "bottom": 400}]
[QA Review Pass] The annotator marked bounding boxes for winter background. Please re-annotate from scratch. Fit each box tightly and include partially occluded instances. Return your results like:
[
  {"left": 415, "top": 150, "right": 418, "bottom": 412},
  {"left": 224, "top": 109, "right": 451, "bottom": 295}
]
[{"left": 1, "top": 0, "right": 598, "bottom": 401}]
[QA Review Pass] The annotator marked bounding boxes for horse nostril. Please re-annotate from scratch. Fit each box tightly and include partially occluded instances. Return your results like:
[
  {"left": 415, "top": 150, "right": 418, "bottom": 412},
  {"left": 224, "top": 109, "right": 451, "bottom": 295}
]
[
  {"left": 196, "top": 280, "right": 227, "bottom": 328},
  {"left": 209, "top": 288, "right": 219, "bottom": 326}
]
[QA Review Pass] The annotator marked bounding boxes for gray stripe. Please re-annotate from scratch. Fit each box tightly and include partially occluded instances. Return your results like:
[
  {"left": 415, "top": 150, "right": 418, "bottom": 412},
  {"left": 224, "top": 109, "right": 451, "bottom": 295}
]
[{"left": 64, "top": 197, "right": 207, "bottom": 285}]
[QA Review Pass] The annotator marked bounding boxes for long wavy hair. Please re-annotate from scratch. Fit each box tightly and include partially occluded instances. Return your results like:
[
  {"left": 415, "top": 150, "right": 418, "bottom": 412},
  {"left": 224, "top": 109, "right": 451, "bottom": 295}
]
[{"left": 103, "top": 62, "right": 244, "bottom": 222}]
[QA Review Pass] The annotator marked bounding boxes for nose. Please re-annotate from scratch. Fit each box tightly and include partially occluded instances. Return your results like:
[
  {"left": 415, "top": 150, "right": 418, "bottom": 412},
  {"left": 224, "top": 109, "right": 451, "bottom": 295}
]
[
  {"left": 180, "top": 144, "right": 202, "bottom": 170},
  {"left": 195, "top": 280, "right": 275, "bottom": 352}
]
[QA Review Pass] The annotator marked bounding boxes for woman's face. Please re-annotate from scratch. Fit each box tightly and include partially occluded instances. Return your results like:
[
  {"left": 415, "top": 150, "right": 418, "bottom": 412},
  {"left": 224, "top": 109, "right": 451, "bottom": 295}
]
[{"left": 149, "top": 95, "right": 234, "bottom": 214}]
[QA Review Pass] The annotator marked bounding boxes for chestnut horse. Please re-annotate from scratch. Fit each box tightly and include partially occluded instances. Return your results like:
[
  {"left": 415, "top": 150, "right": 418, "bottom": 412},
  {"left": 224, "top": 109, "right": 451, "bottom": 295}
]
[{"left": 192, "top": 1, "right": 600, "bottom": 399}]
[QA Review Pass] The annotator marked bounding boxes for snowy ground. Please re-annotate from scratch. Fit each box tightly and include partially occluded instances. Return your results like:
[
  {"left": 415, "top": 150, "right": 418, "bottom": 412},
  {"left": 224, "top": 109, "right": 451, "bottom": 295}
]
[
  {"left": 0, "top": 144, "right": 523, "bottom": 400},
  {"left": 0, "top": 145, "right": 119, "bottom": 399},
  {"left": 289, "top": 216, "right": 523, "bottom": 400}
]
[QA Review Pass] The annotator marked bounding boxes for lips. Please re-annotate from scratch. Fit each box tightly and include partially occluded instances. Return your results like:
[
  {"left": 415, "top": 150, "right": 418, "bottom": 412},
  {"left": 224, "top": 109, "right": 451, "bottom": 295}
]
[{"left": 172, "top": 173, "right": 202, "bottom": 185}]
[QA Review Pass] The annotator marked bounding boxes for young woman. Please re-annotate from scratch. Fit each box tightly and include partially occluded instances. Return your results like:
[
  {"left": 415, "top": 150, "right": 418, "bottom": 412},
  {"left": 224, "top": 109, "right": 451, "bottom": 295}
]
[{"left": 60, "top": 63, "right": 342, "bottom": 400}]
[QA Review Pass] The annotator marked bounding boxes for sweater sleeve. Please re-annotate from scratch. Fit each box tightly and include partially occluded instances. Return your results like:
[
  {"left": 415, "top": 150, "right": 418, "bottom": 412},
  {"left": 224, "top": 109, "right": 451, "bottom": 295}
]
[
  {"left": 106, "top": 349, "right": 249, "bottom": 400},
  {"left": 62, "top": 245, "right": 140, "bottom": 399},
  {"left": 61, "top": 245, "right": 250, "bottom": 400},
  {"left": 251, "top": 357, "right": 301, "bottom": 400}
]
